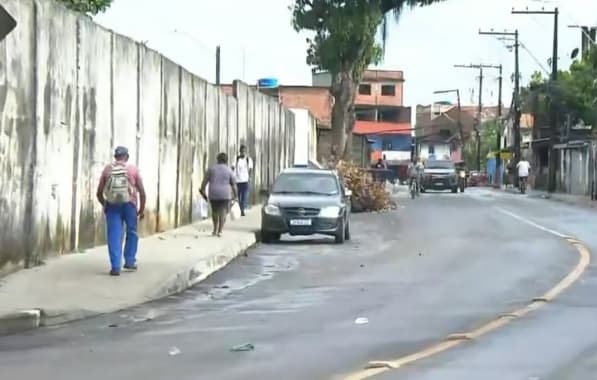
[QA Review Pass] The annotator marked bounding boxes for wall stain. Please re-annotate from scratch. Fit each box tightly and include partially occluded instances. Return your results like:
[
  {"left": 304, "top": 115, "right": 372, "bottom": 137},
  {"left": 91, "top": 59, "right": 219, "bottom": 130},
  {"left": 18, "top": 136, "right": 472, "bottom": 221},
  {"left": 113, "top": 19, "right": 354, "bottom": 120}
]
[{"left": 0, "top": 1, "right": 296, "bottom": 274}]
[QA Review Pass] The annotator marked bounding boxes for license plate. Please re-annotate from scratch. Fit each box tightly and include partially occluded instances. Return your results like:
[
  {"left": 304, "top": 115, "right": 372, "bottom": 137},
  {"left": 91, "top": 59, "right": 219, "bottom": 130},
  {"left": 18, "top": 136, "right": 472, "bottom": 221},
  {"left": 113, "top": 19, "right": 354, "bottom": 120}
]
[
  {"left": 290, "top": 219, "right": 312, "bottom": 226},
  {"left": 434, "top": 182, "right": 443, "bottom": 186}
]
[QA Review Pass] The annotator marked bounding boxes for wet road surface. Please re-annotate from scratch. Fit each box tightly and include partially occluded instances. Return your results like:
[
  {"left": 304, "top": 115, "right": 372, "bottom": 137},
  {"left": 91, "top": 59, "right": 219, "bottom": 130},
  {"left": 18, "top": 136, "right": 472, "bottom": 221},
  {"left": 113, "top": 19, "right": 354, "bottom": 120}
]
[{"left": 1, "top": 188, "right": 595, "bottom": 380}]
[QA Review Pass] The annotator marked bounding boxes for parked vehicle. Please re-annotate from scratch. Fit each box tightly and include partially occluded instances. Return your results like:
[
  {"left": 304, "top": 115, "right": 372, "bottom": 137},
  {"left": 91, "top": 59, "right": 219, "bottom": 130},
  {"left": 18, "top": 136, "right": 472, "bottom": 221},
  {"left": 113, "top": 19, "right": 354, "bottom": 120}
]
[
  {"left": 468, "top": 171, "right": 488, "bottom": 187},
  {"left": 261, "top": 168, "right": 351, "bottom": 244},
  {"left": 421, "top": 160, "right": 458, "bottom": 193}
]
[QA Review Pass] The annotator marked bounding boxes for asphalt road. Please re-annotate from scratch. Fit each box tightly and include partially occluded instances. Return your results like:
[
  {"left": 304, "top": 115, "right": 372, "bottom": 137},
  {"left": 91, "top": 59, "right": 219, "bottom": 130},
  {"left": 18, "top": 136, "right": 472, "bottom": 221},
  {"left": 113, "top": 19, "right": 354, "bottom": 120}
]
[{"left": 1, "top": 188, "right": 596, "bottom": 380}]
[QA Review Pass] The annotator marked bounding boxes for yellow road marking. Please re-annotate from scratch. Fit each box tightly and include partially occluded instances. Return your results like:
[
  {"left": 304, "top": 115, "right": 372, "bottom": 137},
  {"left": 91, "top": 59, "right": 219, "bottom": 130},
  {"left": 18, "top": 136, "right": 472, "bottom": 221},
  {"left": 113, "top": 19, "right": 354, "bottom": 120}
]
[{"left": 341, "top": 210, "right": 591, "bottom": 380}]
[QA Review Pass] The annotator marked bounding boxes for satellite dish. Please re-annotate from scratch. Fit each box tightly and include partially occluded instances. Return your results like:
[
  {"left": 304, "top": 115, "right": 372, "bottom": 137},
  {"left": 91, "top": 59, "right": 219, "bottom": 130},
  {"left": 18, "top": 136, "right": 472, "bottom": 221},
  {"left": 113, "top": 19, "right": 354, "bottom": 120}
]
[{"left": 571, "top": 48, "right": 580, "bottom": 59}]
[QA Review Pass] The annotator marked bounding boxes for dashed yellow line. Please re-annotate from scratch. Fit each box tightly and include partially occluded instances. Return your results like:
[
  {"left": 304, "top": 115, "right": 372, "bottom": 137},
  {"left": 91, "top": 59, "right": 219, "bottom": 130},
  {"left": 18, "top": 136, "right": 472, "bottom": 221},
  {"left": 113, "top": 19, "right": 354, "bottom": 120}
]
[{"left": 341, "top": 211, "right": 591, "bottom": 380}]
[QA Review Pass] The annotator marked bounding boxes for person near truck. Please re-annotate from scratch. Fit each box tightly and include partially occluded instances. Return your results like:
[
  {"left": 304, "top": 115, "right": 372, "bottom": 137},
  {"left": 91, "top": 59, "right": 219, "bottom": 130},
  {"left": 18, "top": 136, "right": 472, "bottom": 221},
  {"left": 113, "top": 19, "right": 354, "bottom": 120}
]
[{"left": 96, "top": 146, "right": 146, "bottom": 276}]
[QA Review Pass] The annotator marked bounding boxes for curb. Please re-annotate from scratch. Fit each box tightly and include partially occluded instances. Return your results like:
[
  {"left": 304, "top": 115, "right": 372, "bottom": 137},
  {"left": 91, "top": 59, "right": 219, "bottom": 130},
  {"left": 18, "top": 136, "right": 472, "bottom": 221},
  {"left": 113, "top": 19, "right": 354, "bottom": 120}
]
[
  {"left": 0, "top": 229, "right": 261, "bottom": 337},
  {"left": 0, "top": 310, "right": 42, "bottom": 336}
]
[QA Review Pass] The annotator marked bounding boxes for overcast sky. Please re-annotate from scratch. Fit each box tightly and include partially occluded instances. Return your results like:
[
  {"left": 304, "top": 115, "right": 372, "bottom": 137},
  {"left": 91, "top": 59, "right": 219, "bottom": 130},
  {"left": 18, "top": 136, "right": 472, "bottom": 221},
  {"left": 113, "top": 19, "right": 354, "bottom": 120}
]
[{"left": 95, "top": 0, "right": 597, "bottom": 108}]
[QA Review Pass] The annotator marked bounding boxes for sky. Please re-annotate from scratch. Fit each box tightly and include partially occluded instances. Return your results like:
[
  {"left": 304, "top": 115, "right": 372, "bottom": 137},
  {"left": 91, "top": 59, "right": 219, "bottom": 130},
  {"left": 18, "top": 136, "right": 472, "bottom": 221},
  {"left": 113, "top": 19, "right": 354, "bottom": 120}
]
[{"left": 95, "top": 0, "right": 597, "bottom": 109}]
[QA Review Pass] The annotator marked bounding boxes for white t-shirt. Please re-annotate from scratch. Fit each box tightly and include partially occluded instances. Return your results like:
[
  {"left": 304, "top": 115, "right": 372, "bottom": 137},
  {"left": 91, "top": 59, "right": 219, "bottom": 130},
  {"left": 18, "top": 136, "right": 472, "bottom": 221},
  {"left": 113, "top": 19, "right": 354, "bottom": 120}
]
[
  {"left": 517, "top": 161, "right": 531, "bottom": 177},
  {"left": 235, "top": 156, "right": 253, "bottom": 183}
]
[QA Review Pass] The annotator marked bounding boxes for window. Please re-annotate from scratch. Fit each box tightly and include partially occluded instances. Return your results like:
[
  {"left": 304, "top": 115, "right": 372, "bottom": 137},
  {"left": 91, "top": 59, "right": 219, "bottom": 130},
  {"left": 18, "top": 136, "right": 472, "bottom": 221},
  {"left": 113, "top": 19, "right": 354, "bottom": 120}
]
[
  {"left": 382, "top": 137, "right": 393, "bottom": 151},
  {"left": 428, "top": 144, "right": 435, "bottom": 154},
  {"left": 381, "top": 85, "right": 396, "bottom": 96},
  {"left": 358, "top": 84, "right": 372, "bottom": 95},
  {"left": 355, "top": 108, "right": 376, "bottom": 121},
  {"left": 378, "top": 109, "right": 400, "bottom": 122},
  {"left": 272, "top": 173, "right": 339, "bottom": 195}
]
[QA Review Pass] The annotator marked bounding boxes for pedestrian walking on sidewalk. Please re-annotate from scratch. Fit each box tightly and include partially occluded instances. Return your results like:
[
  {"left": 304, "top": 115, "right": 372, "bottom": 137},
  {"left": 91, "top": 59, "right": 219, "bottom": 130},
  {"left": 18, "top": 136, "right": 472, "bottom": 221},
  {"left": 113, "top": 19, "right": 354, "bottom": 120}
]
[
  {"left": 233, "top": 145, "right": 253, "bottom": 216},
  {"left": 96, "top": 146, "right": 146, "bottom": 276},
  {"left": 200, "top": 152, "right": 238, "bottom": 237}
]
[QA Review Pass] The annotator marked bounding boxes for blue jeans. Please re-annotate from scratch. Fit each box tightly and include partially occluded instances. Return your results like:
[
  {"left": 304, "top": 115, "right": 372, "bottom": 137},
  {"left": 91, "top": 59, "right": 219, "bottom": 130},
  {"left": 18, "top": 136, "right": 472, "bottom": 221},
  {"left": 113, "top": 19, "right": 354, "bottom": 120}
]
[
  {"left": 105, "top": 202, "right": 138, "bottom": 271},
  {"left": 237, "top": 182, "right": 249, "bottom": 215}
]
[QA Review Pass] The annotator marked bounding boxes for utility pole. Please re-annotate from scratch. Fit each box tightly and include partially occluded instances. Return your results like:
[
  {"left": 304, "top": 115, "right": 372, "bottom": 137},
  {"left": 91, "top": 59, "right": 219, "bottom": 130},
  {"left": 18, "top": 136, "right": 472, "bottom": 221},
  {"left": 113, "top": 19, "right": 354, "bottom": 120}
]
[
  {"left": 455, "top": 63, "right": 501, "bottom": 172},
  {"left": 513, "top": 8, "right": 559, "bottom": 192},
  {"left": 215, "top": 45, "right": 221, "bottom": 86},
  {"left": 433, "top": 89, "right": 463, "bottom": 159},
  {"left": 479, "top": 29, "right": 520, "bottom": 186},
  {"left": 476, "top": 67, "right": 483, "bottom": 172},
  {"left": 494, "top": 64, "right": 503, "bottom": 187}
]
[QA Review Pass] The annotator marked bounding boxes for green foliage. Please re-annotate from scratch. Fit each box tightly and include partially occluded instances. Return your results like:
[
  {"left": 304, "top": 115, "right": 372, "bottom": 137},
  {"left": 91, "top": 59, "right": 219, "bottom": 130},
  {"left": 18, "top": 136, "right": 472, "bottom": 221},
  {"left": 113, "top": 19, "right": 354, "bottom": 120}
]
[
  {"left": 56, "top": 0, "right": 113, "bottom": 15},
  {"left": 291, "top": 0, "right": 383, "bottom": 81},
  {"left": 463, "top": 120, "right": 500, "bottom": 169},
  {"left": 521, "top": 48, "right": 597, "bottom": 127},
  {"left": 291, "top": 0, "right": 445, "bottom": 81}
]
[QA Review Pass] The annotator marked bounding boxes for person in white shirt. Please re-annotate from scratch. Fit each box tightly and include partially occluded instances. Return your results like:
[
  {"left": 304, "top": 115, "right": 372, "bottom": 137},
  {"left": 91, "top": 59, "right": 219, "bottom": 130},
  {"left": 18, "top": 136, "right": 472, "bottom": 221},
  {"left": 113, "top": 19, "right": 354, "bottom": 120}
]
[
  {"left": 516, "top": 157, "right": 531, "bottom": 189},
  {"left": 234, "top": 145, "right": 254, "bottom": 216}
]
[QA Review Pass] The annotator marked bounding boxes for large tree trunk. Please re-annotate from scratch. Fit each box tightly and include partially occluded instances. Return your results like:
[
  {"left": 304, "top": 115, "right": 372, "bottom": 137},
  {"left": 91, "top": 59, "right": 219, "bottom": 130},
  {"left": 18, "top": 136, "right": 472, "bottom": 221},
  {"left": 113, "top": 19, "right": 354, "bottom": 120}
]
[{"left": 330, "top": 69, "right": 357, "bottom": 164}]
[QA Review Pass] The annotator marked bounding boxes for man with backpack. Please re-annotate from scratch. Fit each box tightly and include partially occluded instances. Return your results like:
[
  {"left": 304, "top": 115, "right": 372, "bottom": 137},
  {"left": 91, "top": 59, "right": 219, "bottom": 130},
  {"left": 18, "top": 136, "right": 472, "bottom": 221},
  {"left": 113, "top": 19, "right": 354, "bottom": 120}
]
[
  {"left": 96, "top": 146, "right": 146, "bottom": 276},
  {"left": 233, "top": 145, "right": 253, "bottom": 217}
]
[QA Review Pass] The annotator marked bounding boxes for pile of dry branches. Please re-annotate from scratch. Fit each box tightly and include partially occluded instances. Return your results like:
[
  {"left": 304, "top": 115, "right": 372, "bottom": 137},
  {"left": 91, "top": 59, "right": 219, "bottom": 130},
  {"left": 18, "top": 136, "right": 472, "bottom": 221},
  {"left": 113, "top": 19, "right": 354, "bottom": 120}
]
[{"left": 336, "top": 160, "right": 396, "bottom": 212}]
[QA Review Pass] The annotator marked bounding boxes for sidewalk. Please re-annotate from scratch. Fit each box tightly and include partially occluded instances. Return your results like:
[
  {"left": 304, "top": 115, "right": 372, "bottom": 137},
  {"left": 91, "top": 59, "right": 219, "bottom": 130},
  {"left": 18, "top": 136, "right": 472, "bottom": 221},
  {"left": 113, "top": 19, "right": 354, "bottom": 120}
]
[
  {"left": 0, "top": 206, "right": 262, "bottom": 335},
  {"left": 500, "top": 187, "right": 596, "bottom": 209}
]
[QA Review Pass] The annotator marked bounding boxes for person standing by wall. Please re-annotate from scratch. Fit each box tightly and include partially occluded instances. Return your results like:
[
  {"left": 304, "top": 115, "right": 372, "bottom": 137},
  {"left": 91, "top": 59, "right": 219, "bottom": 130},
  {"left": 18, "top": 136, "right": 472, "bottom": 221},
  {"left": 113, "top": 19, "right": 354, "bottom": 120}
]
[
  {"left": 96, "top": 146, "right": 146, "bottom": 276},
  {"left": 200, "top": 152, "right": 238, "bottom": 237},
  {"left": 233, "top": 145, "right": 253, "bottom": 217}
]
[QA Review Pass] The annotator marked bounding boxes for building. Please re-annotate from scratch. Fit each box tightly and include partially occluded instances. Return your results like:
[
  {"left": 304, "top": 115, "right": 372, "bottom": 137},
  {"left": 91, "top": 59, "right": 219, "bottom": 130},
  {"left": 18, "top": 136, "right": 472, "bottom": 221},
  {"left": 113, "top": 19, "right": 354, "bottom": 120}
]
[
  {"left": 313, "top": 69, "right": 413, "bottom": 178},
  {"left": 416, "top": 104, "right": 508, "bottom": 163}
]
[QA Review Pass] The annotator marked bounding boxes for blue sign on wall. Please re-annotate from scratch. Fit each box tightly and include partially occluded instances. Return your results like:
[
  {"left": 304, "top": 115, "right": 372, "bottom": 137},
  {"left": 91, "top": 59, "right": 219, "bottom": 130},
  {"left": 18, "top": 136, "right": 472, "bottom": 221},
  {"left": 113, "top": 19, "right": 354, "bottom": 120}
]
[{"left": 257, "top": 78, "right": 278, "bottom": 88}]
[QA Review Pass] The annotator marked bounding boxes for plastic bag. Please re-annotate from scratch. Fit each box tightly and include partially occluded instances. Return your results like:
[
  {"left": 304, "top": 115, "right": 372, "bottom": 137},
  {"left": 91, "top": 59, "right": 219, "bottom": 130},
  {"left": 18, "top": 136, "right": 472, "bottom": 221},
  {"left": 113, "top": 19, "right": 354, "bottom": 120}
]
[
  {"left": 194, "top": 198, "right": 209, "bottom": 220},
  {"left": 230, "top": 201, "right": 241, "bottom": 221}
]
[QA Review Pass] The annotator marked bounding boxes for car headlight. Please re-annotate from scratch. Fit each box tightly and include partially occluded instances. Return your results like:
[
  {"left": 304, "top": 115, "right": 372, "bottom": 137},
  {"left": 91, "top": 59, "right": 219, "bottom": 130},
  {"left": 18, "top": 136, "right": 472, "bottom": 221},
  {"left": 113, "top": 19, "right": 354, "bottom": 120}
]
[
  {"left": 319, "top": 206, "right": 341, "bottom": 218},
  {"left": 264, "top": 204, "right": 281, "bottom": 216}
]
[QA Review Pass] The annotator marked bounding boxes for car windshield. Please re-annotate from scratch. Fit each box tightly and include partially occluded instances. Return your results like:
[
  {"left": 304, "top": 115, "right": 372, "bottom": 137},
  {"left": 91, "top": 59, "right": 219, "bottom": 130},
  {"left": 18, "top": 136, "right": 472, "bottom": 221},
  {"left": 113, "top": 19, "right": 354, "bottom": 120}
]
[
  {"left": 272, "top": 173, "right": 339, "bottom": 195},
  {"left": 426, "top": 160, "right": 455, "bottom": 170}
]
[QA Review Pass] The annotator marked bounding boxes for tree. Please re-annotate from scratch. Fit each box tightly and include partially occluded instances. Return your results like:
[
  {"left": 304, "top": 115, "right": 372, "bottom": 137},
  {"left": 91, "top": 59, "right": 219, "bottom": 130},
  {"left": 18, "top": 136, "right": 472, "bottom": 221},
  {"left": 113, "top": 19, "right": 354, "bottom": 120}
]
[
  {"left": 57, "top": 0, "right": 113, "bottom": 15},
  {"left": 463, "top": 120, "right": 500, "bottom": 170},
  {"left": 291, "top": 0, "right": 445, "bottom": 162},
  {"left": 521, "top": 48, "right": 597, "bottom": 130}
]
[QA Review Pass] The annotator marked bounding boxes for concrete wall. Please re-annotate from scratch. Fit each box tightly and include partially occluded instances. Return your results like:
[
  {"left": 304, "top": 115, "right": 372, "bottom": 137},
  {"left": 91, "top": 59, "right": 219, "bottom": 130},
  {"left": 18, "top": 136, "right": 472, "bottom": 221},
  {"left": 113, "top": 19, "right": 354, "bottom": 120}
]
[
  {"left": 0, "top": 0, "right": 295, "bottom": 272},
  {"left": 289, "top": 108, "right": 318, "bottom": 166},
  {"left": 556, "top": 144, "right": 595, "bottom": 196}
]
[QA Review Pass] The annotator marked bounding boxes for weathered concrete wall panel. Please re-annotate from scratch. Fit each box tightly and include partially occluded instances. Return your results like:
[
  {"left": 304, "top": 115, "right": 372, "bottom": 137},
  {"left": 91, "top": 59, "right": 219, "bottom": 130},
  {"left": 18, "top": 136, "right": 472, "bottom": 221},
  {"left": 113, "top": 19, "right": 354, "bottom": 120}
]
[
  {"left": 33, "top": 0, "right": 78, "bottom": 257},
  {"left": 157, "top": 59, "right": 180, "bottom": 231},
  {"left": 112, "top": 34, "right": 138, "bottom": 161},
  {"left": 137, "top": 47, "right": 162, "bottom": 235},
  {"left": 0, "top": 0, "right": 36, "bottom": 270},
  {"left": 76, "top": 17, "right": 113, "bottom": 249},
  {"left": 0, "top": 0, "right": 298, "bottom": 272},
  {"left": 205, "top": 84, "right": 218, "bottom": 167},
  {"left": 226, "top": 95, "right": 238, "bottom": 162},
  {"left": 218, "top": 91, "right": 227, "bottom": 157},
  {"left": 190, "top": 77, "right": 207, "bottom": 222},
  {"left": 176, "top": 69, "right": 194, "bottom": 227}
]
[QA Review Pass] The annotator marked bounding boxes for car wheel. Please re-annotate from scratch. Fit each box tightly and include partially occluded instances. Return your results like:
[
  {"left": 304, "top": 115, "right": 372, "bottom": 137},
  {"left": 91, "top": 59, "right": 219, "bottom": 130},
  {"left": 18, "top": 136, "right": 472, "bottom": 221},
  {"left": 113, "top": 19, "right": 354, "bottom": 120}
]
[
  {"left": 335, "top": 220, "right": 346, "bottom": 244},
  {"left": 344, "top": 219, "right": 351, "bottom": 241},
  {"left": 451, "top": 187, "right": 458, "bottom": 193},
  {"left": 420, "top": 187, "right": 426, "bottom": 193}
]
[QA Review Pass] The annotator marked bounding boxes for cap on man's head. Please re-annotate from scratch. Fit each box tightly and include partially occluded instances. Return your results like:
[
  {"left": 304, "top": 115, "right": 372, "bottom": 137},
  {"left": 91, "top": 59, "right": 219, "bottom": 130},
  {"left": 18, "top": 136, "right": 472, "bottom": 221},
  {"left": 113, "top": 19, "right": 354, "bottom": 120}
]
[{"left": 114, "top": 146, "right": 129, "bottom": 157}]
